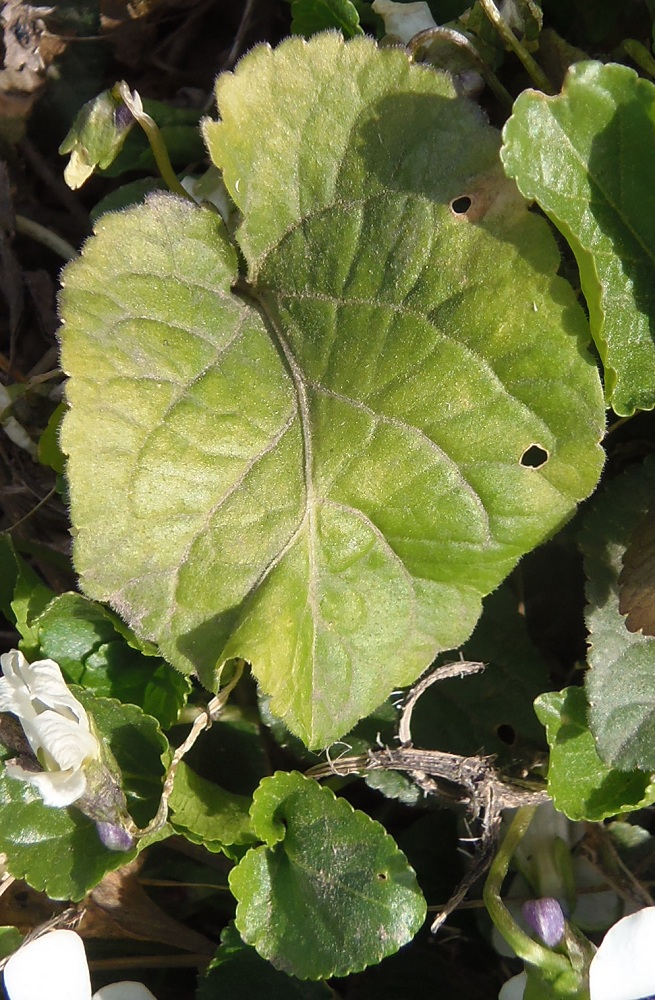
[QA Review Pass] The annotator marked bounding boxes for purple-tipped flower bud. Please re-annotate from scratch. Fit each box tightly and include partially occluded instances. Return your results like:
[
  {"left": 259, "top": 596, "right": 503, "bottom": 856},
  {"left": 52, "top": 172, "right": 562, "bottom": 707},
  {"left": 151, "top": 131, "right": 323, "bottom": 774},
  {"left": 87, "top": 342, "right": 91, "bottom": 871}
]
[
  {"left": 522, "top": 897, "right": 565, "bottom": 948},
  {"left": 95, "top": 820, "right": 134, "bottom": 852},
  {"left": 114, "top": 101, "right": 135, "bottom": 131}
]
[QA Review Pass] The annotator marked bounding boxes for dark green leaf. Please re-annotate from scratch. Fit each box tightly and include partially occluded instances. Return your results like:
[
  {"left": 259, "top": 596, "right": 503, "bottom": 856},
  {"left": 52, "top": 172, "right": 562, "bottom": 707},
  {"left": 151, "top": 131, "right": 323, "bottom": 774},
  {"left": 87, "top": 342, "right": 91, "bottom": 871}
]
[
  {"left": 229, "top": 771, "right": 426, "bottom": 978},
  {"left": 580, "top": 458, "right": 655, "bottom": 770},
  {"left": 0, "top": 535, "right": 55, "bottom": 657},
  {"left": 290, "top": 0, "right": 363, "bottom": 37},
  {"left": 534, "top": 687, "right": 655, "bottom": 821},
  {"left": 169, "top": 761, "right": 255, "bottom": 852},
  {"left": 37, "top": 403, "right": 66, "bottom": 475},
  {"left": 197, "top": 923, "right": 332, "bottom": 999},
  {"left": 0, "top": 927, "right": 22, "bottom": 959},
  {"left": 36, "top": 593, "right": 190, "bottom": 729}
]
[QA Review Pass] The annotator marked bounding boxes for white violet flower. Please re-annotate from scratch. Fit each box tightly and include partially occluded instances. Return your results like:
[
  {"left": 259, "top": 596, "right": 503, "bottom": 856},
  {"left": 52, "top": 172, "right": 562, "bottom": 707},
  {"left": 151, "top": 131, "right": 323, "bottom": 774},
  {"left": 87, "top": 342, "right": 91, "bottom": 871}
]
[
  {"left": 500, "top": 906, "right": 655, "bottom": 1000},
  {"left": 0, "top": 649, "right": 101, "bottom": 807},
  {"left": 588, "top": 906, "right": 655, "bottom": 1000},
  {"left": 3, "top": 929, "right": 157, "bottom": 1000},
  {"left": 371, "top": 0, "right": 437, "bottom": 44}
]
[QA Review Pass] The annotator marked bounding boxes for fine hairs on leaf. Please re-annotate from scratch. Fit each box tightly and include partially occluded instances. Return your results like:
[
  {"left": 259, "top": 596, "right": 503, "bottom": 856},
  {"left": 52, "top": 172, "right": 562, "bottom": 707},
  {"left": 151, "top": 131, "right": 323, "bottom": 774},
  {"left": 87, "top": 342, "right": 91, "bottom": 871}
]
[
  {"left": 11, "top": 2, "right": 655, "bottom": 996},
  {"left": 59, "top": 34, "right": 604, "bottom": 749}
]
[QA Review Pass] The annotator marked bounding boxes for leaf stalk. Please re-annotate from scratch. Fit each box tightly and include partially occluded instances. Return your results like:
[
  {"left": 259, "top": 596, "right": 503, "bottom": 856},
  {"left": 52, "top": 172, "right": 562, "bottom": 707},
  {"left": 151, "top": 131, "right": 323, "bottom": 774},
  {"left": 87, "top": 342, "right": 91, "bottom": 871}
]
[{"left": 478, "top": 0, "right": 555, "bottom": 94}]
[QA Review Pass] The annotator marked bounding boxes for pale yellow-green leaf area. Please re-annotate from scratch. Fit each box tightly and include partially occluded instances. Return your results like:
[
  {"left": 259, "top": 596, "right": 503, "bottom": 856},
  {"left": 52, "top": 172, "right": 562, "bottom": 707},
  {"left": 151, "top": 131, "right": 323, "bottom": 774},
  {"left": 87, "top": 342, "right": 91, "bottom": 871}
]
[{"left": 60, "top": 37, "right": 604, "bottom": 747}]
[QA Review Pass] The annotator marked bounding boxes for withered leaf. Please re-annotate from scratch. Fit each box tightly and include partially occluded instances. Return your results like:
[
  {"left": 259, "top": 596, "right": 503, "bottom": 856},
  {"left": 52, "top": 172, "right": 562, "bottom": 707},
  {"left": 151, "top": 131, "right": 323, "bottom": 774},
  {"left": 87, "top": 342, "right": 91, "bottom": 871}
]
[{"left": 78, "top": 858, "right": 214, "bottom": 955}]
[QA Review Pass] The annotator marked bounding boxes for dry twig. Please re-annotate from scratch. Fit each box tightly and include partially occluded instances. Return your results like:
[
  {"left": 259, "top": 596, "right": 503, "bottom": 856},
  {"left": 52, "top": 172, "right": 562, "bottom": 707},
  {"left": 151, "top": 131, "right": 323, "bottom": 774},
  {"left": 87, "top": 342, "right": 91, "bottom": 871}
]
[{"left": 307, "top": 661, "right": 549, "bottom": 931}]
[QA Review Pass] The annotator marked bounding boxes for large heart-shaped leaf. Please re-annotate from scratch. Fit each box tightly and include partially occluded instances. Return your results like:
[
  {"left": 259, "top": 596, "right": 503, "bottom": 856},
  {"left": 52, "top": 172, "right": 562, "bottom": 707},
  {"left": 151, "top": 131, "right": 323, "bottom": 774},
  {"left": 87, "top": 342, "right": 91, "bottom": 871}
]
[
  {"left": 59, "top": 35, "right": 604, "bottom": 747},
  {"left": 502, "top": 60, "right": 655, "bottom": 416}
]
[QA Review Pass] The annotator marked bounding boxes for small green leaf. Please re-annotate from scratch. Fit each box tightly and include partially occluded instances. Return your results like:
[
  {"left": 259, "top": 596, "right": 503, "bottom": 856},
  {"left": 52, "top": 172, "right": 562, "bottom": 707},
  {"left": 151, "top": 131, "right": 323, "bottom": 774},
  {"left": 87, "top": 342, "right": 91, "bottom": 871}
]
[
  {"left": 37, "top": 402, "right": 67, "bottom": 474},
  {"left": 229, "top": 771, "right": 426, "bottom": 978},
  {"left": 198, "top": 923, "right": 333, "bottom": 999},
  {"left": 0, "top": 927, "right": 22, "bottom": 959},
  {"left": 534, "top": 687, "right": 655, "bottom": 821},
  {"left": 290, "top": 0, "right": 363, "bottom": 37},
  {"left": 0, "top": 692, "right": 167, "bottom": 900},
  {"left": 36, "top": 593, "right": 190, "bottom": 729},
  {"left": 580, "top": 458, "right": 655, "bottom": 770},
  {"left": 169, "top": 761, "right": 255, "bottom": 852},
  {"left": 0, "top": 535, "right": 55, "bottom": 657},
  {"left": 502, "top": 60, "right": 655, "bottom": 415},
  {"left": 60, "top": 36, "right": 604, "bottom": 748}
]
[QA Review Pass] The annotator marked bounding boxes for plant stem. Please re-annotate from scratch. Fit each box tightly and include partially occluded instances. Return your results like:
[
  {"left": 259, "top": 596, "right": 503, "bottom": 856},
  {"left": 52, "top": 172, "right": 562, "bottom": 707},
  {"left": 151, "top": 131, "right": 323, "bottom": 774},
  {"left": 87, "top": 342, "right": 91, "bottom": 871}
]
[
  {"left": 141, "top": 119, "right": 193, "bottom": 200},
  {"left": 478, "top": 0, "right": 555, "bottom": 94},
  {"left": 133, "top": 660, "right": 245, "bottom": 838},
  {"left": 14, "top": 215, "right": 78, "bottom": 261},
  {"left": 116, "top": 82, "right": 194, "bottom": 202},
  {"left": 483, "top": 806, "right": 571, "bottom": 976},
  {"left": 408, "top": 26, "right": 514, "bottom": 109},
  {"left": 623, "top": 39, "right": 655, "bottom": 79}
]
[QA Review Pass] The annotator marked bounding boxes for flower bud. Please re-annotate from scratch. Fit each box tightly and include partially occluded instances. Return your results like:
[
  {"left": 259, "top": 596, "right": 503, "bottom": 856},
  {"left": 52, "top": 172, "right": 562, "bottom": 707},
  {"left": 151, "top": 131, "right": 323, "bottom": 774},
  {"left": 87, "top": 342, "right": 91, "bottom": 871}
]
[
  {"left": 58, "top": 85, "right": 138, "bottom": 189},
  {"left": 522, "top": 897, "right": 565, "bottom": 948}
]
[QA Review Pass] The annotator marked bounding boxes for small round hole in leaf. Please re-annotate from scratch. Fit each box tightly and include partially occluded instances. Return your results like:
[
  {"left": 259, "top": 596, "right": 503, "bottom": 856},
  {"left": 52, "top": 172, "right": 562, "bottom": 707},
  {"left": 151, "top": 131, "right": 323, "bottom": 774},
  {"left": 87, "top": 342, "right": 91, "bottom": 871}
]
[
  {"left": 520, "top": 444, "right": 549, "bottom": 469},
  {"left": 377, "top": 871, "right": 388, "bottom": 881},
  {"left": 450, "top": 195, "right": 472, "bottom": 215},
  {"left": 495, "top": 723, "right": 516, "bottom": 746}
]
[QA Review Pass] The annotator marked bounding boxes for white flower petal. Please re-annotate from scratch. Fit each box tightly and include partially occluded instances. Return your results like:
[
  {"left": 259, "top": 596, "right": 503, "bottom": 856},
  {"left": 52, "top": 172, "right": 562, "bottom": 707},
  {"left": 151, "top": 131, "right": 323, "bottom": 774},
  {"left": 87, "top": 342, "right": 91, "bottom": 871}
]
[
  {"left": 0, "top": 652, "right": 32, "bottom": 714},
  {"left": 3, "top": 930, "right": 92, "bottom": 1000},
  {"left": 0, "top": 650, "right": 101, "bottom": 807},
  {"left": 93, "top": 983, "right": 158, "bottom": 1000},
  {"left": 1, "top": 650, "right": 90, "bottom": 727},
  {"left": 26, "top": 711, "right": 99, "bottom": 770},
  {"left": 589, "top": 906, "right": 655, "bottom": 1000},
  {"left": 499, "top": 972, "right": 526, "bottom": 1000},
  {"left": 371, "top": 0, "right": 436, "bottom": 44},
  {"left": 0, "top": 683, "right": 36, "bottom": 724},
  {"left": 5, "top": 760, "right": 87, "bottom": 806}
]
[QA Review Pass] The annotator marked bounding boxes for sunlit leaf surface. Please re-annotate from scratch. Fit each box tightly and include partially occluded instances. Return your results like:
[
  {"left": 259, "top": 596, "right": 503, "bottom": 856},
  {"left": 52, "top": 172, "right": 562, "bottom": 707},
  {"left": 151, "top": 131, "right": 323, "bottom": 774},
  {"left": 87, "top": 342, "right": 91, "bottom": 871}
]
[
  {"left": 60, "top": 36, "right": 604, "bottom": 747},
  {"left": 502, "top": 60, "right": 655, "bottom": 415}
]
